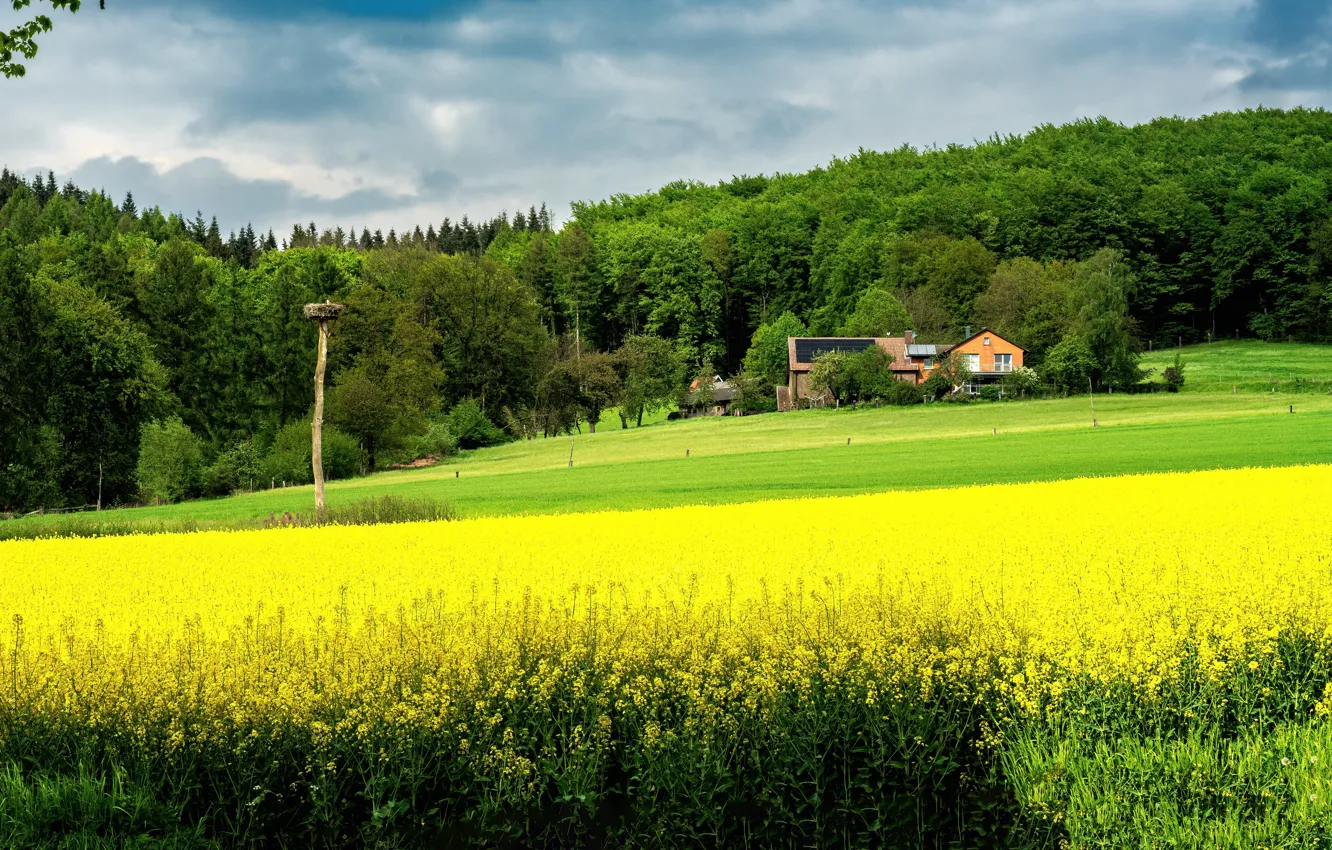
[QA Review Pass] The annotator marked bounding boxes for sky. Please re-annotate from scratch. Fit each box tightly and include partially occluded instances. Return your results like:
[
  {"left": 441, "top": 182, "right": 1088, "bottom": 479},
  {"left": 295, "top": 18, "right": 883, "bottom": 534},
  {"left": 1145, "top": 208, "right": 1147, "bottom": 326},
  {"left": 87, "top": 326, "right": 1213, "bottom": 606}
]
[{"left": 0, "top": 0, "right": 1329, "bottom": 236}]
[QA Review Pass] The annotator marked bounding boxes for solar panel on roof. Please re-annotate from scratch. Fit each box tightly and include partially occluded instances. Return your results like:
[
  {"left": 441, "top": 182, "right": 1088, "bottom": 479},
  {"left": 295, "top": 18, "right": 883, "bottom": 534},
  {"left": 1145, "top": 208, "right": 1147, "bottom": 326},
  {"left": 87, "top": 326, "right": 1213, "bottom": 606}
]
[{"left": 794, "top": 338, "right": 878, "bottom": 363}]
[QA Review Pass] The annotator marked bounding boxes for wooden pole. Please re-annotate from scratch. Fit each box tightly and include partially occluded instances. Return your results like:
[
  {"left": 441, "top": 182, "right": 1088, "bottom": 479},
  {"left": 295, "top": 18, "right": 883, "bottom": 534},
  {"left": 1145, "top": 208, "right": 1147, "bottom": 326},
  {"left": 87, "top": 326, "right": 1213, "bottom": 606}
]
[
  {"left": 313, "top": 317, "right": 330, "bottom": 522},
  {"left": 1088, "top": 376, "right": 1097, "bottom": 429},
  {"left": 304, "top": 300, "right": 343, "bottom": 524}
]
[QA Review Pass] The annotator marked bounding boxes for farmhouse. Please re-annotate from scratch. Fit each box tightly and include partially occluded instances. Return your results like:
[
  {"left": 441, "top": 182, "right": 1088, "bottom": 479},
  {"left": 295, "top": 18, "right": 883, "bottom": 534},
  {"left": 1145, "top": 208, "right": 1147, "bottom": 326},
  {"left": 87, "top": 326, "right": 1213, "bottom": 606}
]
[
  {"left": 685, "top": 375, "right": 740, "bottom": 417},
  {"left": 780, "top": 328, "right": 1024, "bottom": 408}
]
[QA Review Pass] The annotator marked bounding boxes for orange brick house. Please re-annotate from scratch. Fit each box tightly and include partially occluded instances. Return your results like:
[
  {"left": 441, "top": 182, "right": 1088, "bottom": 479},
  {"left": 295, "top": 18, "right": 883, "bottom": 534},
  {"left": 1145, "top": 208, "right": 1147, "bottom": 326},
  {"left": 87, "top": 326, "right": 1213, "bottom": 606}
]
[
  {"left": 781, "top": 327, "right": 1024, "bottom": 408},
  {"left": 946, "top": 328, "right": 1026, "bottom": 394}
]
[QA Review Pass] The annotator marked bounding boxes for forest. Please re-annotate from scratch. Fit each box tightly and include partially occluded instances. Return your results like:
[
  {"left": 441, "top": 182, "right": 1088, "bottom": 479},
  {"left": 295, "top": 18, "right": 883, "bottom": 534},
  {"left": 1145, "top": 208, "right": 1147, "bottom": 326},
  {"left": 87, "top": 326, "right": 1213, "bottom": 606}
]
[{"left": 3, "top": 107, "right": 1332, "bottom": 513}]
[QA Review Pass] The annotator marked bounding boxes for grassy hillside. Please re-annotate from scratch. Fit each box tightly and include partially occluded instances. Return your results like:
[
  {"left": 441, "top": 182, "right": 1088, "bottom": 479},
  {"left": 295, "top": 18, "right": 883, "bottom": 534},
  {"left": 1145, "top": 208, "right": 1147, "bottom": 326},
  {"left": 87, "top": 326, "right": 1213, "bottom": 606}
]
[
  {"left": 11, "top": 390, "right": 1329, "bottom": 533},
  {"left": 1140, "top": 340, "right": 1332, "bottom": 391}
]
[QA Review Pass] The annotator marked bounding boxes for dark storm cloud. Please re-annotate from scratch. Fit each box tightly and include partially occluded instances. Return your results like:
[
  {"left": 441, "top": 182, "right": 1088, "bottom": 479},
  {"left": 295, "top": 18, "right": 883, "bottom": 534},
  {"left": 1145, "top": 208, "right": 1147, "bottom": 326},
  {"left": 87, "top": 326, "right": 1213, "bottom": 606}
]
[
  {"left": 9, "top": 0, "right": 1328, "bottom": 235},
  {"left": 167, "top": 0, "right": 486, "bottom": 20},
  {"left": 1237, "top": 54, "right": 1331, "bottom": 94},
  {"left": 1246, "top": 0, "right": 1330, "bottom": 50},
  {"left": 1231, "top": 0, "right": 1331, "bottom": 97}
]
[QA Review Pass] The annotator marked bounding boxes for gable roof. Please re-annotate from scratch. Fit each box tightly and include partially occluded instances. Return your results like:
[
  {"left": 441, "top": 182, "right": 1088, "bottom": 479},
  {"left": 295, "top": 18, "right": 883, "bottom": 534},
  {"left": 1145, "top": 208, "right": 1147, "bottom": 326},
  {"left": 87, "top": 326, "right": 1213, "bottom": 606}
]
[
  {"left": 952, "top": 327, "right": 1026, "bottom": 352},
  {"left": 788, "top": 337, "right": 910, "bottom": 372},
  {"left": 686, "top": 378, "right": 737, "bottom": 403}
]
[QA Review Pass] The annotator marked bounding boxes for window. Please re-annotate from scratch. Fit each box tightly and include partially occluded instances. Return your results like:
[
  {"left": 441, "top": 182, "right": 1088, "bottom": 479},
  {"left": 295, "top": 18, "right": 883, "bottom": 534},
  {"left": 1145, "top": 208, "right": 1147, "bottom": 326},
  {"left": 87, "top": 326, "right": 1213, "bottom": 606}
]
[
  {"left": 984, "top": 336, "right": 991, "bottom": 346},
  {"left": 965, "top": 353, "right": 980, "bottom": 372},
  {"left": 994, "top": 353, "right": 1012, "bottom": 372},
  {"left": 923, "top": 358, "right": 933, "bottom": 369}
]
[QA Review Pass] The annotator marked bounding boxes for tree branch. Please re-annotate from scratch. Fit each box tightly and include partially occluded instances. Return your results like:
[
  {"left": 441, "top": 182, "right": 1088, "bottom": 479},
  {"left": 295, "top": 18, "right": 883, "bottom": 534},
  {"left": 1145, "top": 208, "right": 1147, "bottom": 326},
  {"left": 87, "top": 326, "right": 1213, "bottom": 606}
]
[{"left": 2, "top": 0, "right": 102, "bottom": 79}]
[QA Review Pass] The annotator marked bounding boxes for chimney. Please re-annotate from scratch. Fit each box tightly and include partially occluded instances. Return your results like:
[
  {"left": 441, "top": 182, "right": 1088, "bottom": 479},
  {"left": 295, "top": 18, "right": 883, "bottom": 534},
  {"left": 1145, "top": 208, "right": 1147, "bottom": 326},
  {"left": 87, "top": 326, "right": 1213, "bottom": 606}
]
[
  {"left": 964, "top": 325, "right": 972, "bottom": 339},
  {"left": 904, "top": 329, "right": 914, "bottom": 346}
]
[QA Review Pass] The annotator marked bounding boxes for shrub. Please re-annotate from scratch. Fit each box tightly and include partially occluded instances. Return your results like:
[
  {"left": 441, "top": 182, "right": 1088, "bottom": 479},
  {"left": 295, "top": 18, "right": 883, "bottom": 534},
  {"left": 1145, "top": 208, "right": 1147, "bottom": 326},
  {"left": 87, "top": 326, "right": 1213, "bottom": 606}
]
[
  {"left": 135, "top": 418, "right": 204, "bottom": 504},
  {"left": 728, "top": 370, "right": 777, "bottom": 414},
  {"left": 807, "top": 351, "right": 848, "bottom": 407},
  {"left": 262, "top": 421, "right": 365, "bottom": 486},
  {"left": 920, "top": 369, "right": 954, "bottom": 401},
  {"left": 979, "top": 385, "right": 1002, "bottom": 402},
  {"left": 412, "top": 420, "right": 459, "bottom": 460},
  {"left": 1162, "top": 353, "right": 1186, "bottom": 392},
  {"left": 323, "top": 429, "right": 365, "bottom": 480},
  {"left": 202, "top": 439, "right": 262, "bottom": 497},
  {"left": 921, "top": 351, "right": 974, "bottom": 401},
  {"left": 1001, "top": 366, "right": 1043, "bottom": 399},
  {"left": 1044, "top": 336, "right": 1097, "bottom": 391},
  {"left": 842, "top": 346, "right": 897, "bottom": 402},
  {"left": 883, "top": 379, "right": 923, "bottom": 406},
  {"left": 448, "top": 399, "right": 508, "bottom": 450}
]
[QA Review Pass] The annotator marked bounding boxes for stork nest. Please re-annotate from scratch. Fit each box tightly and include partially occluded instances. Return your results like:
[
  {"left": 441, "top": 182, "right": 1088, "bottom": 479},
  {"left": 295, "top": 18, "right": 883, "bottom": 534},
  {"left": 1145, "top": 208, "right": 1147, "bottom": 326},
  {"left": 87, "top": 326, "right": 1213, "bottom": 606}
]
[{"left": 303, "top": 302, "right": 345, "bottom": 321}]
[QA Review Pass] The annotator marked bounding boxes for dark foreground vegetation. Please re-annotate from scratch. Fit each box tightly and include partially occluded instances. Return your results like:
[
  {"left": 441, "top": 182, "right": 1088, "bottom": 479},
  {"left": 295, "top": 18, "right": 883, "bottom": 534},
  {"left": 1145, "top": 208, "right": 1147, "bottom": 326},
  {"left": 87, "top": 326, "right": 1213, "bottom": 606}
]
[{"left": 3, "top": 634, "right": 1329, "bottom": 848}]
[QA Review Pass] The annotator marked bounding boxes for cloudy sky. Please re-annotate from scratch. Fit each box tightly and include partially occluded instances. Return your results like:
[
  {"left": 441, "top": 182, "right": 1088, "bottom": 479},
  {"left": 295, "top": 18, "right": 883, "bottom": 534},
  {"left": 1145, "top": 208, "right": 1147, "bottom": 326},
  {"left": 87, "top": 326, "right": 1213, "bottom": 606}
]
[{"left": 1, "top": 0, "right": 1328, "bottom": 235}]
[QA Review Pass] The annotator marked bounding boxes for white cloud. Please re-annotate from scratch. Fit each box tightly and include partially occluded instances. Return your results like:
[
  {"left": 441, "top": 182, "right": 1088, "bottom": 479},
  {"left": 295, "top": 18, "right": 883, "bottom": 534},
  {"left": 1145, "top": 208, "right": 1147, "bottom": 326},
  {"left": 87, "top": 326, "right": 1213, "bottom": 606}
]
[{"left": 0, "top": 0, "right": 1323, "bottom": 234}]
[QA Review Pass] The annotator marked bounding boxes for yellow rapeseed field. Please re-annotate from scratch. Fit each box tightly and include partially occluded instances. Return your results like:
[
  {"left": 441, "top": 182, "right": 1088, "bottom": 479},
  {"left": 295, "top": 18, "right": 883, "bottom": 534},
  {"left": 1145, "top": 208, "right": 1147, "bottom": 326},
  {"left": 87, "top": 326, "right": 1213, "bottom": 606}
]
[
  {"left": 3, "top": 465, "right": 1332, "bottom": 844},
  {"left": 2, "top": 464, "right": 1329, "bottom": 730}
]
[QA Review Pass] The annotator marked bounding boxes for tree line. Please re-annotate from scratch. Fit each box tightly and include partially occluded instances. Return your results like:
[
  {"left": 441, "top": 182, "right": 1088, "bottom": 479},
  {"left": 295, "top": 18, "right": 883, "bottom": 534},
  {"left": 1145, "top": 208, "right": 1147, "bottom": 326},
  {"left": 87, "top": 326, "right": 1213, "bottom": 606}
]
[
  {"left": 3, "top": 108, "right": 1332, "bottom": 512},
  {"left": 500, "top": 108, "right": 1332, "bottom": 371},
  {"left": 0, "top": 172, "right": 683, "bottom": 512}
]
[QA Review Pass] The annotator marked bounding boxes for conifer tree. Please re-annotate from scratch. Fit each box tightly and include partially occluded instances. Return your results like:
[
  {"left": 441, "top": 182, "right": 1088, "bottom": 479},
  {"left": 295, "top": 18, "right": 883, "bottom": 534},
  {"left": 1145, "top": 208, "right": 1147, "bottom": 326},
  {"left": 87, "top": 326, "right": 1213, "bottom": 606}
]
[
  {"left": 31, "top": 171, "right": 55, "bottom": 204},
  {"left": 372, "top": 229, "right": 384, "bottom": 248},
  {"left": 425, "top": 223, "right": 437, "bottom": 250},
  {"left": 189, "top": 211, "right": 207, "bottom": 244},
  {"left": 512, "top": 210, "right": 525, "bottom": 232},
  {"left": 359, "top": 227, "right": 372, "bottom": 250},
  {"left": 288, "top": 223, "right": 306, "bottom": 249},
  {"left": 234, "top": 224, "right": 257, "bottom": 267},
  {"left": 460, "top": 216, "right": 476, "bottom": 253},
  {"left": 205, "top": 216, "right": 225, "bottom": 259},
  {"left": 387, "top": 229, "right": 398, "bottom": 247},
  {"left": 527, "top": 206, "right": 539, "bottom": 232},
  {"left": 120, "top": 191, "right": 137, "bottom": 219},
  {"left": 0, "top": 168, "right": 17, "bottom": 207}
]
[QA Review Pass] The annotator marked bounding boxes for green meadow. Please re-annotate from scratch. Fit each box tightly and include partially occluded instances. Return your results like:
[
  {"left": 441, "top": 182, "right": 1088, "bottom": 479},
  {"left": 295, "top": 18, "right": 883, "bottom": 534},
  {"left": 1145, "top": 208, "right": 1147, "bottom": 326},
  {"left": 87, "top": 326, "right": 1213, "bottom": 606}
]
[
  {"left": 1140, "top": 339, "right": 1332, "bottom": 391},
  {"left": 11, "top": 385, "right": 1328, "bottom": 533}
]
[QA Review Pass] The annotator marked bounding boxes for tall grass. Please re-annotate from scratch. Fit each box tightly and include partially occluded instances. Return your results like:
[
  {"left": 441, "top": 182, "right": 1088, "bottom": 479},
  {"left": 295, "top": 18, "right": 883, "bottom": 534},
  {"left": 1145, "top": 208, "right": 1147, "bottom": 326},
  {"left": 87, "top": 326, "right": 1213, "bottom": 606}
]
[{"left": 0, "top": 495, "right": 454, "bottom": 541}]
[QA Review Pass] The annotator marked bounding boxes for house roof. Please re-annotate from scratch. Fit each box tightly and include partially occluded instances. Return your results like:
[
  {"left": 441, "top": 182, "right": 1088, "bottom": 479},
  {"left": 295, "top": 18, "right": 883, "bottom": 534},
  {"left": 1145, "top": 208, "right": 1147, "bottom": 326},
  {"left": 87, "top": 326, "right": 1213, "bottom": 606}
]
[
  {"left": 788, "top": 337, "right": 910, "bottom": 372},
  {"left": 790, "top": 338, "right": 879, "bottom": 367},
  {"left": 906, "top": 344, "right": 951, "bottom": 358},
  {"left": 952, "top": 327, "right": 1026, "bottom": 352},
  {"left": 687, "top": 379, "right": 737, "bottom": 404}
]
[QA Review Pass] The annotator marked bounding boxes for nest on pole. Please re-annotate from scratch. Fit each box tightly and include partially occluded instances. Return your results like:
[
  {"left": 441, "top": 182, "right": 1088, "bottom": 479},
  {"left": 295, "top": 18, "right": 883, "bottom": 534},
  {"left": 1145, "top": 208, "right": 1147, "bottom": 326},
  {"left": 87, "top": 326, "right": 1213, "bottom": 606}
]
[{"left": 303, "top": 301, "right": 345, "bottom": 321}]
